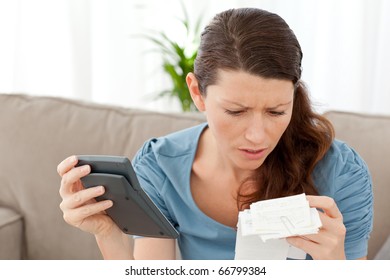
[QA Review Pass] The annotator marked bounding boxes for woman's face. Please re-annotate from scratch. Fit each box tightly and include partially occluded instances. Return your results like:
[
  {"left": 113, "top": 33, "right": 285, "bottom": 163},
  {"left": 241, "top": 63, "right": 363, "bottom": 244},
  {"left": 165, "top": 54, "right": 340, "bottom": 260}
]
[{"left": 190, "top": 70, "right": 294, "bottom": 172}]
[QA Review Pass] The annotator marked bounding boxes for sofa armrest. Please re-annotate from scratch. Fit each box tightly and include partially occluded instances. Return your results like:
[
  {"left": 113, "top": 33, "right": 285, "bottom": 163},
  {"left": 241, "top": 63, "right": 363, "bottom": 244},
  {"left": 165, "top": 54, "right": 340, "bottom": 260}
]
[{"left": 0, "top": 207, "right": 24, "bottom": 259}]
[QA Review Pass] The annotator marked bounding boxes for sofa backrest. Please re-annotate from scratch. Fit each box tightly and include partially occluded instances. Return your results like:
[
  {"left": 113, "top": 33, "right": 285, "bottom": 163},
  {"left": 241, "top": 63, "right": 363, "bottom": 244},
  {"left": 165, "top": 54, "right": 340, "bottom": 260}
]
[
  {"left": 0, "top": 94, "right": 205, "bottom": 259},
  {"left": 325, "top": 111, "right": 390, "bottom": 259}
]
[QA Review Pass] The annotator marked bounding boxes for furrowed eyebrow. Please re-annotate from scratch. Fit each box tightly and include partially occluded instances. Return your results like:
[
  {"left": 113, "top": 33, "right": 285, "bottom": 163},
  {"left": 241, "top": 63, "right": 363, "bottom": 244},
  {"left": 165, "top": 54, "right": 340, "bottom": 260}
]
[
  {"left": 220, "top": 99, "right": 249, "bottom": 108},
  {"left": 221, "top": 99, "right": 293, "bottom": 110},
  {"left": 267, "top": 100, "right": 293, "bottom": 110}
]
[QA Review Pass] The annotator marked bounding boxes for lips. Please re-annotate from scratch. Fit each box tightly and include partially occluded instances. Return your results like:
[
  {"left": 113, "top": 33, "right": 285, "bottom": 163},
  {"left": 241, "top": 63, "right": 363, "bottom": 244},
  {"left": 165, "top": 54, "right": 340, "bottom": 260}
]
[
  {"left": 239, "top": 147, "right": 267, "bottom": 160},
  {"left": 243, "top": 149, "right": 264, "bottom": 153}
]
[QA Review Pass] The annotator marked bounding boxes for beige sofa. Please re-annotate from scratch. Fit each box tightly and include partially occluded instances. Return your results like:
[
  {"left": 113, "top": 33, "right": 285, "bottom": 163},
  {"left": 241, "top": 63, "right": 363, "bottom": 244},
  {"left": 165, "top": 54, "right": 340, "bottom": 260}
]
[{"left": 0, "top": 93, "right": 389, "bottom": 259}]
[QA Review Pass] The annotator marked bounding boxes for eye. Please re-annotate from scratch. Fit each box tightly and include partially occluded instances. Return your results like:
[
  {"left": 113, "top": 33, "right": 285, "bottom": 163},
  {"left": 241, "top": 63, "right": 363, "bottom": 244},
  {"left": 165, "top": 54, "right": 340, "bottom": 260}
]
[
  {"left": 268, "top": 111, "right": 286, "bottom": 117},
  {"left": 225, "top": 109, "right": 246, "bottom": 116}
]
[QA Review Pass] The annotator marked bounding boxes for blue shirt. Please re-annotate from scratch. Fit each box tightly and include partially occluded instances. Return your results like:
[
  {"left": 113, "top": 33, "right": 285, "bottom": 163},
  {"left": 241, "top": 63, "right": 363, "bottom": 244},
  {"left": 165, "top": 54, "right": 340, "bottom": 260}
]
[{"left": 132, "top": 123, "right": 373, "bottom": 260}]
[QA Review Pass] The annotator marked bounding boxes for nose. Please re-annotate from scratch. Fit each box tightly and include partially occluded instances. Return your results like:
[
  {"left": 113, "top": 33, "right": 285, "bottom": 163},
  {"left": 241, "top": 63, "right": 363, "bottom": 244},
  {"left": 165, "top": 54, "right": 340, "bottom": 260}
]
[{"left": 244, "top": 115, "right": 266, "bottom": 144}]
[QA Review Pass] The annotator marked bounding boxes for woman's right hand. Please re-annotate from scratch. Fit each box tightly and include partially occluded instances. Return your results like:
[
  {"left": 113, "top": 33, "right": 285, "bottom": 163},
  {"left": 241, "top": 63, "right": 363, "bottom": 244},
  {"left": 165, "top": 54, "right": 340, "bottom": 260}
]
[{"left": 57, "top": 155, "right": 117, "bottom": 236}]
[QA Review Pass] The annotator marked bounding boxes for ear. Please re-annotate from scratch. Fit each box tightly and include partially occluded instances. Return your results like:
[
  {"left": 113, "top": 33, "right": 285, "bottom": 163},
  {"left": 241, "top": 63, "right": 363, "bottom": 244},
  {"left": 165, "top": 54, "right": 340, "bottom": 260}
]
[{"left": 186, "top": 72, "right": 206, "bottom": 112}]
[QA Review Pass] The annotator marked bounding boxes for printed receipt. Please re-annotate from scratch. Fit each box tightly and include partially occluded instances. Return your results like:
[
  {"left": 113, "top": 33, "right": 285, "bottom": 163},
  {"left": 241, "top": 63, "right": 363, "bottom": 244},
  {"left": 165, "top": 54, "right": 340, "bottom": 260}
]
[{"left": 234, "top": 193, "right": 322, "bottom": 260}]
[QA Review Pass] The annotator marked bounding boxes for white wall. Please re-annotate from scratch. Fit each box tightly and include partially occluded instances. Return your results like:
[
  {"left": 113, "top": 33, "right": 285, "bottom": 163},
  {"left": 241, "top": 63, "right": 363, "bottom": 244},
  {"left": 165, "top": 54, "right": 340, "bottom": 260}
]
[{"left": 0, "top": 0, "right": 389, "bottom": 114}]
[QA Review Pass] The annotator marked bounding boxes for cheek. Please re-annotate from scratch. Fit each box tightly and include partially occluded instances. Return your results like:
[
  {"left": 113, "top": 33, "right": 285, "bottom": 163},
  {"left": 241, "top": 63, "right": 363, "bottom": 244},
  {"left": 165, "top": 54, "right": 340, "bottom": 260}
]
[
  {"left": 207, "top": 111, "right": 242, "bottom": 142},
  {"left": 269, "top": 117, "right": 292, "bottom": 141},
  {"left": 208, "top": 112, "right": 230, "bottom": 136}
]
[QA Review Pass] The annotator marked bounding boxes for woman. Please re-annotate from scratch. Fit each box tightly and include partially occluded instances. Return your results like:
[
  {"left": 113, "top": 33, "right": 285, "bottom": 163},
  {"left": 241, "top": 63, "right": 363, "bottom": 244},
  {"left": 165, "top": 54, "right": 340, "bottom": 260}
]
[{"left": 57, "top": 8, "right": 373, "bottom": 260}]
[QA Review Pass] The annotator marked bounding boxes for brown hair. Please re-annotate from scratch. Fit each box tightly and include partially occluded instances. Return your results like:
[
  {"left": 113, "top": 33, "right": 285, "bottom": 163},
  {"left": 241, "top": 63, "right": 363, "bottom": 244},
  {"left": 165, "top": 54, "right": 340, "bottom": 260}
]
[{"left": 194, "top": 8, "right": 334, "bottom": 208}]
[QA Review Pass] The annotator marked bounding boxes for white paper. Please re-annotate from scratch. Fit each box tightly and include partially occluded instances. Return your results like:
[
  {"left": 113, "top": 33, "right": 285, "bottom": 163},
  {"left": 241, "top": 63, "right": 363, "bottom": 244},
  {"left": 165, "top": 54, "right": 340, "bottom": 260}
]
[
  {"left": 287, "top": 245, "right": 307, "bottom": 260},
  {"left": 240, "top": 193, "right": 322, "bottom": 242},
  {"left": 250, "top": 193, "right": 311, "bottom": 232},
  {"left": 234, "top": 193, "right": 322, "bottom": 259},
  {"left": 234, "top": 214, "right": 290, "bottom": 260}
]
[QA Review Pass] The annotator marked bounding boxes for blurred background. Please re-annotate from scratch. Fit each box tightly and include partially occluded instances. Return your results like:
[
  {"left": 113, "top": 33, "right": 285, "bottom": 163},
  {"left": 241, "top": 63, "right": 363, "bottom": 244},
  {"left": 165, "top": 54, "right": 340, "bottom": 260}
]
[{"left": 0, "top": 0, "right": 389, "bottom": 114}]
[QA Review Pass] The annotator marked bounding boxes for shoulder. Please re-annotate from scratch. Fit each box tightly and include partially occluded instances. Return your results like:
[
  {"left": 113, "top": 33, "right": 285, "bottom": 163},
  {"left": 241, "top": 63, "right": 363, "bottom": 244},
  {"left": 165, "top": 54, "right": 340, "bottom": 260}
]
[
  {"left": 312, "top": 139, "right": 373, "bottom": 215},
  {"left": 130, "top": 123, "right": 207, "bottom": 224},
  {"left": 133, "top": 123, "right": 207, "bottom": 162},
  {"left": 132, "top": 123, "right": 207, "bottom": 181},
  {"left": 320, "top": 139, "right": 366, "bottom": 167},
  {"left": 313, "top": 139, "right": 372, "bottom": 194}
]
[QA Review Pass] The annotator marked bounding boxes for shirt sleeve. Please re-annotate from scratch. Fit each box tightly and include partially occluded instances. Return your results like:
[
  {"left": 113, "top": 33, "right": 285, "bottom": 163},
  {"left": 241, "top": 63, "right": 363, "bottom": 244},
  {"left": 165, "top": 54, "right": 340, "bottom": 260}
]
[
  {"left": 131, "top": 139, "right": 176, "bottom": 236},
  {"left": 332, "top": 143, "right": 374, "bottom": 259}
]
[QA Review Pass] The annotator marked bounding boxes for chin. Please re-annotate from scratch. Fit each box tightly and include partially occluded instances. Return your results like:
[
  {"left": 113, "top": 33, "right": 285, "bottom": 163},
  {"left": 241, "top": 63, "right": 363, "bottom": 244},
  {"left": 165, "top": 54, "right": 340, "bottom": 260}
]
[{"left": 236, "top": 158, "right": 266, "bottom": 172}]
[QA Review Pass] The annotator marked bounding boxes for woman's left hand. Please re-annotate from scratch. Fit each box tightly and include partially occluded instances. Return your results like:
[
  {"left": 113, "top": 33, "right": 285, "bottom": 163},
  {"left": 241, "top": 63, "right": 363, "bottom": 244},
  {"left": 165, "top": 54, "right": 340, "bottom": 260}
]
[{"left": 286, "top": 195, "right": 346, "bottom": 260}]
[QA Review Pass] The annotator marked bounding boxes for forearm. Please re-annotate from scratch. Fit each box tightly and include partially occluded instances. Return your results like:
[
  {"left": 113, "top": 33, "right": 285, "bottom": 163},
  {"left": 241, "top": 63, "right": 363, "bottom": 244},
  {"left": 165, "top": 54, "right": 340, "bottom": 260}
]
[{"left": 95, "top": 230, "right": 134, "bottom": 260}]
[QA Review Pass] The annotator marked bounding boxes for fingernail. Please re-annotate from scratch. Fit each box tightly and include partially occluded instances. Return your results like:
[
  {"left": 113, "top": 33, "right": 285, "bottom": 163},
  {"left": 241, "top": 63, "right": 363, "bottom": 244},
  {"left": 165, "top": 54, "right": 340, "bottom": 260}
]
[
  {"left": 81, "top": 165, "right": 90, "bottom": 173},
  {"left": 70, "top": 155, "right": 77, "bottom": 163},
  {"left": 104, "top": 200, "right": 113, "bottom": 207}
]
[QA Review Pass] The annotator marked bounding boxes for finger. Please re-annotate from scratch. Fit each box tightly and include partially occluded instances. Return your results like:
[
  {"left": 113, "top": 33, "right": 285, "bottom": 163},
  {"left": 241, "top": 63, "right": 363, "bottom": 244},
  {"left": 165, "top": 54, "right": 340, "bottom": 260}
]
[
  {"left": 306, "top": 195, "right": 342, "bottom": 219},
  {"left": 315, "top": 210, "right": 332, "bottom": 231},
  {"left": 316, "top": 211, "right": 346, "bottom": 238},
  {"left": 286, "top": 235, "right": 319, "bottom": 255},
  {"left": 293, "top": 227, "right": 328, "bottom": 244},
  {"left": 60, "top": 185, "right": 105, "bottom": 210},
  {"left": 63, "top": 199, "right": 113, "bottom": 228},
  {"left": 289, "top": 211, "right": 346, "bottom": 244},
  {"left": 57, "top": 155, "right": 78, "bottom": 177},
  {"left": 287, "top": 224, "right": 346, "bottom": 260},
  {"left": 59, "top": 165, "right": 91, "bottom": 197}
]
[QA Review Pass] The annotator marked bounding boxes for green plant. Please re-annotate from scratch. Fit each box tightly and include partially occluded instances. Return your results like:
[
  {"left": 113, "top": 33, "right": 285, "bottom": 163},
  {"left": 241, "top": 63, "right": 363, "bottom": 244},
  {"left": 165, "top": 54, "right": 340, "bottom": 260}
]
[{"left": 143, "top": 3, "right": 203, "bottom": 112}]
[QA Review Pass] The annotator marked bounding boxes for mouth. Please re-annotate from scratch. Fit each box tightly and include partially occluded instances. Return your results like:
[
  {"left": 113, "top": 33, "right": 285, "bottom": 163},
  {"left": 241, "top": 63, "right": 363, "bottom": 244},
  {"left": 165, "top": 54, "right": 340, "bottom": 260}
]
[
  {"left": 239, "top": 148, "right": 268, "bottom": 160},
  {"left": 242, "top": 149, "right": 264, "bottom": 153},
  {"left": 240, "top": 147, "right": 267, "bottom": 153}
]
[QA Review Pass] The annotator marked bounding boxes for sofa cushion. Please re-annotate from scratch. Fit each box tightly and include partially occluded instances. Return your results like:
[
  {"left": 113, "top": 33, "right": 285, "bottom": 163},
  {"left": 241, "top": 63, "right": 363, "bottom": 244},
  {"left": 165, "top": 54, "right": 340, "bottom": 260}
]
[
  {"left": 0, "top": 207, "right": 23, "bottom": 259},
  {"left": 325, "top": 111, "right": 390, "bottom": 259}
]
